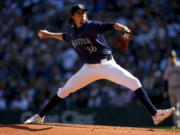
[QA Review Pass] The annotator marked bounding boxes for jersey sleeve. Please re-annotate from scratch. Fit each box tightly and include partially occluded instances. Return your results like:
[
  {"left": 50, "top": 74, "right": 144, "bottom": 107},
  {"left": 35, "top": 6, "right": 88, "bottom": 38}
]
[{"left": 94, "top": 21, "right": 115, "bottom": 33}]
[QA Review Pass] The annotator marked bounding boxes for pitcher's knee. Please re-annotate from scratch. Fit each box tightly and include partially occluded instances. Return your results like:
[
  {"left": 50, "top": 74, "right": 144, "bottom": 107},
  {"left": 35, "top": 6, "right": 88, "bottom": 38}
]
[
  {"left": 129, "top": 77, "right": 142, "bottom": 91},
  {"left": 57, "top": 88, "right": 70, "bottom": 98}
]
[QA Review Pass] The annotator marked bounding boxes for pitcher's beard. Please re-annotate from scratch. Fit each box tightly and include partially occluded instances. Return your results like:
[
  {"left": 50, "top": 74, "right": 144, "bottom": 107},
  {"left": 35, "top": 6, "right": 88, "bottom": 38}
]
[{"left": 80, "top": 18, "right": 86, "bottom": 24}]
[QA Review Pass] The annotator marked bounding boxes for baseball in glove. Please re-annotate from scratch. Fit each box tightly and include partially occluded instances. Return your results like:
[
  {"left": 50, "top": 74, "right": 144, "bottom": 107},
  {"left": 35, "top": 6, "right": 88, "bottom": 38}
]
[{"left": 113, "top": 30, "right": 132, "bottom": 50}]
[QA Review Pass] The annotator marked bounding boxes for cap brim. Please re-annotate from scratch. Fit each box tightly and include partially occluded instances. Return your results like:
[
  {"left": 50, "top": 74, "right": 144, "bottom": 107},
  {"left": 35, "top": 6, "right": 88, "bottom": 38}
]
[{"left": 75, "top": 8, "right": 88, "bottom": 14}]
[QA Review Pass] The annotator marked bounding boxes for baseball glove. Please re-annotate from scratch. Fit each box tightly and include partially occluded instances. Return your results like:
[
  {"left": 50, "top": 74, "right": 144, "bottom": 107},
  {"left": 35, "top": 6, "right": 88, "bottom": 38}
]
[{"left": 113, "top": 30, "right": 132, "bottom": 50}]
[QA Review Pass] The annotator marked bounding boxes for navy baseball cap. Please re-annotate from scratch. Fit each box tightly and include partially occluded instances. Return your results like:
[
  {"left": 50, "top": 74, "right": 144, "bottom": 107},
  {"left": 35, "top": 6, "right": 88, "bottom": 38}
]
[
  {"left": 71, "top": 4, "right": 88, "bottom": 15},
  {"left": 68, "top": 4, "right": 88, "bottom": 24}
]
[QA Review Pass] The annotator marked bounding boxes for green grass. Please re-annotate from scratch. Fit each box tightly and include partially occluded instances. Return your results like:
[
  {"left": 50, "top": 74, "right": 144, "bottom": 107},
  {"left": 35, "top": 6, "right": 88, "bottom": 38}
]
[{"left": 145, "top": 126, "right": 180, "bottom": 130}]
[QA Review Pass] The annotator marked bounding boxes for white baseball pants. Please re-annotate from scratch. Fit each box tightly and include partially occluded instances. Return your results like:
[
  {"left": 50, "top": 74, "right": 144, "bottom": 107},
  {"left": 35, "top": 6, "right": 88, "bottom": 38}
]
[
  {"left": 169, "top": 88, "right": 180, "bottom": 127},
  {"left": 57, "top": 57, "right": 142, "bottom": 98}
]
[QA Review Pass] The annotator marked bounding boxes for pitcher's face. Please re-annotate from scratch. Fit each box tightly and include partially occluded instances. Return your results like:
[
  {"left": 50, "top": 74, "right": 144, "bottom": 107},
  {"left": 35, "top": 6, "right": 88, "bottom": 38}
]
[{"left": 72, "top": 10, "right": 87, "bottom": 25}]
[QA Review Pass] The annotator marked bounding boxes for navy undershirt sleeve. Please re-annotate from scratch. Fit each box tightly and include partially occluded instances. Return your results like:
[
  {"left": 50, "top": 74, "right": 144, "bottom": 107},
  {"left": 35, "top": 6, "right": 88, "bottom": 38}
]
[{"left": 62, "top": 33, "right": 68, "bottom": 41}]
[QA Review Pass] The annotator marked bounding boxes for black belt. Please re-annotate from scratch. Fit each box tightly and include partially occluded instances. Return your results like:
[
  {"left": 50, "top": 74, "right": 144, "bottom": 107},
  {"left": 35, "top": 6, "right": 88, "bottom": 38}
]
[
  {"left": 98, "top": 55, "right": 112, "bottom": 62},
  {"left": 86, "top": 55, "right": 113, "bottom": 64}
]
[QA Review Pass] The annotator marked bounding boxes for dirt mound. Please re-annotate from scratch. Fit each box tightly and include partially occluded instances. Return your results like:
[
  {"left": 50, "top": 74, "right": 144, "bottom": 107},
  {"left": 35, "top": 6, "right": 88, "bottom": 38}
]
[{"left": 0, "top": 123, "right": 179, "bottom": 135}]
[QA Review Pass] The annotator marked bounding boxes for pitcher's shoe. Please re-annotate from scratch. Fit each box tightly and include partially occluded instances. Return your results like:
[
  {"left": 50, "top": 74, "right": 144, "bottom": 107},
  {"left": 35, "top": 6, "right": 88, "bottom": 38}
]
[
  {"left": 24, "top": 114, "right": 45, "bottom": 124},
  {"left": 152, "top": 107, "right": 175, "bottom": 125}
]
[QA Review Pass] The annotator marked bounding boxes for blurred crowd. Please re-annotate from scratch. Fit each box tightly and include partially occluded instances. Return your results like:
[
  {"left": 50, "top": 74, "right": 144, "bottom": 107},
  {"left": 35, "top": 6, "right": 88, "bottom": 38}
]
[{"left": 0, "top": 0, "right": 180, "bottom": 111}]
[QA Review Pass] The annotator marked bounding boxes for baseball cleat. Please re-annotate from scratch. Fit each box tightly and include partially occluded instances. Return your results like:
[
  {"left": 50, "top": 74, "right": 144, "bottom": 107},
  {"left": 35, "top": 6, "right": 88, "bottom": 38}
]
[
  {"left": 24, "top": 114, "right": 45, "bottom": 124},
  {"left": 152, "top": 107, "right": 175, "bottom": 125}
]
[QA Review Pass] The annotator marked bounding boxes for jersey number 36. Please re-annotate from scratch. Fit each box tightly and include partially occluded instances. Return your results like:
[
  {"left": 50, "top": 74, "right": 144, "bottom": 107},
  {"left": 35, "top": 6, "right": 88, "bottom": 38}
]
[{"left": 86, "top": 45, "right": 97, "bottom": 54}]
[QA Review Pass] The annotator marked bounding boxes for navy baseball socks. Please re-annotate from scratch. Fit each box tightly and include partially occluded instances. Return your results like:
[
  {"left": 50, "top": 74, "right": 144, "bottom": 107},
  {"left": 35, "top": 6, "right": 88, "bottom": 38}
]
[
  {"left": 38, "top": 88, "right": 157, "bottom": 117},
  {"left": 134, "top": 87, "right": 157, "bottom": 116},
  {"left": 39, "top": 87, "right": 157, "bottom": 117},
  {"left": 25, "top": 87, "right": 174, "bottom": 125},
  {"left": 39, "top": 94, "right": 62, "bottom": 117},
  {"left": 38, "top": 88, "right": 157, "bottom": 118}
]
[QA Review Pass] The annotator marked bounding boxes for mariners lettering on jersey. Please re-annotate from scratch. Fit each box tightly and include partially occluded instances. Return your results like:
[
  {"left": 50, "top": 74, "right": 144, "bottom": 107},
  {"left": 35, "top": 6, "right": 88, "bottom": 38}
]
[
  {"left": 63, "top": 20, "right": 115, "bottom": 63},
  {"left": 72, "top": 38, "right": 92, "bottom": 48}
]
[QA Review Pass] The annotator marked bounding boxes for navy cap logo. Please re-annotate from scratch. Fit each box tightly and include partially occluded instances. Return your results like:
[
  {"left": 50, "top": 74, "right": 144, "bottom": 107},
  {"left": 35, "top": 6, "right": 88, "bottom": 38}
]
[{"left": 79, "top": 4, "right": 84, "bottom": 9}]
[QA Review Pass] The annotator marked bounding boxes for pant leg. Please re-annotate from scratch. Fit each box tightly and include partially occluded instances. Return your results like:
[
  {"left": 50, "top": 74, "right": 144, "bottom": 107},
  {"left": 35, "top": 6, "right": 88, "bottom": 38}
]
[
  {"left": 57, "top": 64, "right": 101, "bottom": 98},
  {"left": 174, "top": 89, "right": 180, "bottom": 127},
  {"left": 98, "top": 59, "right": 157, "bottom": 116},
  {"left": 100, "top": 59, "right": 142, "bottom": 91},
  {"left": 169, "top": 89, "right": 178, "bottom": 126}
]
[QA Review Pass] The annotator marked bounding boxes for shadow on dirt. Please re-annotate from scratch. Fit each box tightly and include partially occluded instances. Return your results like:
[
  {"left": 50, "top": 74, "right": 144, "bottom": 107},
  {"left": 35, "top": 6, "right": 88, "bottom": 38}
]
[{"left": 0, "top": 124, "right": 53, "bottom": 131}]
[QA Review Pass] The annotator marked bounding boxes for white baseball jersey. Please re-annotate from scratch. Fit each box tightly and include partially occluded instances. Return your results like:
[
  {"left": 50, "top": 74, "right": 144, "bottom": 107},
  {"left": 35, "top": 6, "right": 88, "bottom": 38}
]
[{"left": 164, "top": 61, "right": 180, "bottom": 89}]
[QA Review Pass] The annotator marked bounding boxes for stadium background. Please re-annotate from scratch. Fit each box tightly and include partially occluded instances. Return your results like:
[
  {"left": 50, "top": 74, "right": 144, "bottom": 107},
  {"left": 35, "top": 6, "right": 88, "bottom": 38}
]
[{"left": 0, "top": 0, "right": 180, "bottom": 126}]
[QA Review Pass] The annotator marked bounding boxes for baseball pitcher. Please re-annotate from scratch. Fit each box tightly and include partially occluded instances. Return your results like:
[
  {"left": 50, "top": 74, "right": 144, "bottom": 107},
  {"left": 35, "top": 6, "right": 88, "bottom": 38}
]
[{"left": 25, "top": 4, "right": 175, "bottom": 126}]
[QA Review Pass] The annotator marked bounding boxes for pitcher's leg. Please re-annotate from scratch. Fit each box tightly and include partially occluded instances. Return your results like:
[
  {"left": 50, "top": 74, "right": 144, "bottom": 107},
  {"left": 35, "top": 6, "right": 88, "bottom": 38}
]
[
  {"left": 103, "top": 61, "right": 141, "bottom": 91},
  {"left": 104, "top": 61, "right": 175, "bottom": 125},
  {"left": 57, "top": 64, "right": 100, "bottom": 98},
  {"left": 38, "top": 65, "right": 99, "bottom": 118},
  {"left": 103, "top": 62, "right": 157, "bottom": 116}
]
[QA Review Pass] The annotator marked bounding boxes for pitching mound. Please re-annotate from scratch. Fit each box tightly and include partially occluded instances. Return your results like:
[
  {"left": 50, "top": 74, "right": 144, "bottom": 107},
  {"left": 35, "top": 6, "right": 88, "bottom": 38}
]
[{"left": 0, "top": 123, "right": 179, "bottom": 135}]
